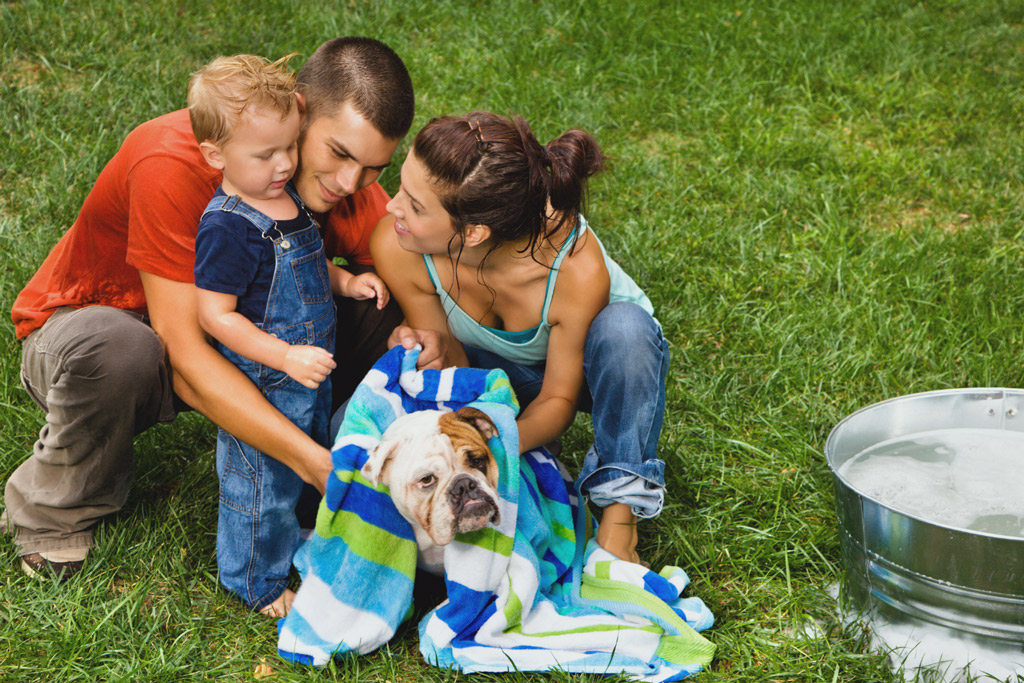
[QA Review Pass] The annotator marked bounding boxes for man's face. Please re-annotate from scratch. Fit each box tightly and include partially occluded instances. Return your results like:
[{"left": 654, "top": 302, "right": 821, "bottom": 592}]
[{"left": 293, "top": 103, "right": 400, "bottom": 213}]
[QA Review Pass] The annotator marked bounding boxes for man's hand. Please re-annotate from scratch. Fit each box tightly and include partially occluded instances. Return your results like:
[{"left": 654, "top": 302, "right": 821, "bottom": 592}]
[
  {"left": 387, "top": 324, "right": 446, "bottom": 369},
  {"left": 141, "top": 271, "right": 332, "bottom": 493},
  {"left": 283, "top": 345, "right": 336, "bottom": 388}
]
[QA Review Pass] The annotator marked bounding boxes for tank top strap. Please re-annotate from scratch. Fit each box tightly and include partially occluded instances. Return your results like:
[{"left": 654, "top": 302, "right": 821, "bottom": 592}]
[
  {"left": 422, "top": 253, "right": 443, "bottom": 289},
  {"left": 540, "top": 216, "right": 588, "bottom": 321}
]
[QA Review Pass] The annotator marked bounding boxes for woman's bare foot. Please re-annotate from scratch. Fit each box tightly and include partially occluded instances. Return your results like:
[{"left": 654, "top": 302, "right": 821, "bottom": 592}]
[
  {"left": 258, "top": 588, "right": 295, "bottom": 617},
  {"left": 596, "top": 503, "right": 647, "bottom": 566}
]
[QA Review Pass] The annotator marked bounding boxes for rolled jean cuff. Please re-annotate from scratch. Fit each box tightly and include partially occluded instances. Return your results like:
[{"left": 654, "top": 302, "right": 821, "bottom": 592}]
[{"left": 578, "top": 456, "right": 666, "bottom": 519}]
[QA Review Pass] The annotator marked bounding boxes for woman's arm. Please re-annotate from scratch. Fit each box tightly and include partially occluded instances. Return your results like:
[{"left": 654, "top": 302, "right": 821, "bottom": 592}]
[
  {"left": 370, "top": 215, "right": 468, "bottom": 368},
  {"left": 516, "top": 236, "right": 610, "bottom": 452}
]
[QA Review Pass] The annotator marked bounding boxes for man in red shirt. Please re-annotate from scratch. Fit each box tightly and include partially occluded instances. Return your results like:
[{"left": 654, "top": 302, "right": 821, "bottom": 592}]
[{"left": 5, "top": 37, "right": 435, "bottom": 584}]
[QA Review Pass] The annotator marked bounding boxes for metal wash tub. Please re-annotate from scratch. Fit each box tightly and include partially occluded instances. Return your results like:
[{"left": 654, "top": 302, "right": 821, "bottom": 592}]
[{"left": 825, "top": 388, "right": 1024, "bottom": 647}]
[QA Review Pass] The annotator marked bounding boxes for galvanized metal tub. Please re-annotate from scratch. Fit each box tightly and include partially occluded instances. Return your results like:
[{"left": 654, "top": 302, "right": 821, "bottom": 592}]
[{"left": 825, "top": 388, "right": 1024, "bottom": 647}]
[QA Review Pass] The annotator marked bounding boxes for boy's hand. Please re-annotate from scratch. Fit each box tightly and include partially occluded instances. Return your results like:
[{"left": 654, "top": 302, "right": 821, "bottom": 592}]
[
  {"left": 343, "top": 272, "right": 390, "bottom": 310},
  {"left": 282, "top": 345, "right": 337, "bottom": 388}
]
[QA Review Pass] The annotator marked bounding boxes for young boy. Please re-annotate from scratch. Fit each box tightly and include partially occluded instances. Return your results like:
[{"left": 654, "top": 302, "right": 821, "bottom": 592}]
[{"left": 188, "top": 54, "right": 388, "bottom": 617}]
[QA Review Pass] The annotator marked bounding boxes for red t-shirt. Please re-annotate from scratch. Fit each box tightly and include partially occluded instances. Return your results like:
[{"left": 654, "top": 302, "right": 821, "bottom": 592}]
[{"left": 11, "top": 109, "right": 390, "bottom": 339}]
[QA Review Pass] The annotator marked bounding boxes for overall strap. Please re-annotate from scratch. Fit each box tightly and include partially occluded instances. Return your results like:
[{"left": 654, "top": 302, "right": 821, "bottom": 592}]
[
  {"left": 283, "top": 184, "right": 314, "bottom": 223},
  {"left": 280, "top": 184, "right": 319, "bottom": 242},
  {"left": 203, "top": 193, "right": 279, "bottom": 240}
]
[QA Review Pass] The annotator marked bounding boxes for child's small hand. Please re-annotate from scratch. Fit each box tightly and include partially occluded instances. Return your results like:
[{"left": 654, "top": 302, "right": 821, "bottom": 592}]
[
  {"left": 344, "top": 272, "right": 390, "bottom": 310},
  {"left": 282, "top": 345, "right": 336, "bottom": 388}
]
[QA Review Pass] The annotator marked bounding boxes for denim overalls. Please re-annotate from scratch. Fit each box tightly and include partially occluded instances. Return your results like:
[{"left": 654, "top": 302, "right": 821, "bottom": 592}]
[{"left": 202, "top": 186, "right": 335, "bottom": 611}]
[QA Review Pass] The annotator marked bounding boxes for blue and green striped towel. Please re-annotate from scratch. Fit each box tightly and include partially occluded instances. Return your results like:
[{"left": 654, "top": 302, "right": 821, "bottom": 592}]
[{"left": 277, "top": 346, "right": 715, "bottom": 681}]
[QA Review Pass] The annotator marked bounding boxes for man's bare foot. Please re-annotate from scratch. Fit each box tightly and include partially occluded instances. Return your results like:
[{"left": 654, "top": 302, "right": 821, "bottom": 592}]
[
  {"left": 258, "top": 588, "right": 295, "bottom": 617},
  {"left": 596, "top": 503, "right": 647, "bottom": 566}
]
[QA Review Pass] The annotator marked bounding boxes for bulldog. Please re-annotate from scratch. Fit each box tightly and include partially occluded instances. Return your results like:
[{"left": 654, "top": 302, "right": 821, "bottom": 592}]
[{"left": 360, "top": 406, "right": 502, "bottom": 574}]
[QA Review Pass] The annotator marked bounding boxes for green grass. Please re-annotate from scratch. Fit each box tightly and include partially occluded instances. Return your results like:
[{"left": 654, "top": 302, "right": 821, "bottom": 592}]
[{"left": 2, "top": 0, "right": 1023, "bottom": 680}]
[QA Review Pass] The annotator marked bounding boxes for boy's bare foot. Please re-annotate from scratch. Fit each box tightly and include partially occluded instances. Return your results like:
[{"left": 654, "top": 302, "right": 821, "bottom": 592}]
[
  {"left": 596, "top": 503, "right": 648, "bottom": 566},
  {"left": 258, "top": 588, "right": 295, "bottom": 617},
  {"left": 253, "top": 659, "right": 276, "bottom": 678}
]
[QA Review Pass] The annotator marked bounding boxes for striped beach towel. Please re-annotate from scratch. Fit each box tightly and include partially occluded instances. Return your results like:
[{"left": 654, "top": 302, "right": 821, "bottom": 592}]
[{"left": 277, "top": 346, "right": 715, "bottom": 681}]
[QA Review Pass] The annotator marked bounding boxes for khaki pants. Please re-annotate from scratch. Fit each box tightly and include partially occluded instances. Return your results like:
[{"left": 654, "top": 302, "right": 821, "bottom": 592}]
[
  {"left": 3, "top": 306, "right": 176, "bottom": 555},
  {"left": 3, "top": 269, "right": 403, "bottom": 556}
]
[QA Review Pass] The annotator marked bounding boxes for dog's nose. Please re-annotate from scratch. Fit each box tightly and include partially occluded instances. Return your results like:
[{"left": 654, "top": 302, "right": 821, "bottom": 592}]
[{"left": 448, "top": 474, "right": 478, "bottom": 501}]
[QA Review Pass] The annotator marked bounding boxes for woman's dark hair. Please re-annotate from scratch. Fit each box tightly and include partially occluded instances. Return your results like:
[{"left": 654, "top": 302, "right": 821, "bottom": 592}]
[{"left": 412, "top": 111, "right": 605, "bottom": 260}]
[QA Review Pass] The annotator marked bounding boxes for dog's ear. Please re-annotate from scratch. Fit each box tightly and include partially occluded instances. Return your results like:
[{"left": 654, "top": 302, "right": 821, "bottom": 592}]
[
  {"left": 452, "top": 406, "right": 497, "bottom": 440},
  {"left": 360, "top": 440, "right": 398, "bottom": 486}
]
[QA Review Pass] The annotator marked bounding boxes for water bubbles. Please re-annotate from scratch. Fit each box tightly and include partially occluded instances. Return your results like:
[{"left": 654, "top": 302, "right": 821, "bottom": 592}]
[
  {"left": 965, "top": 515, "right": 1024, "bottom": 537},
  {"left": 837, "top": 429, "right": 1024, "bottom": 538}
]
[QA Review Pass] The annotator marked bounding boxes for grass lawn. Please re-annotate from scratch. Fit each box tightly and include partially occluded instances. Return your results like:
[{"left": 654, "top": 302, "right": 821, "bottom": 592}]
[{"left": 2, "top": 0, "right": 1023, "bottom": 680}]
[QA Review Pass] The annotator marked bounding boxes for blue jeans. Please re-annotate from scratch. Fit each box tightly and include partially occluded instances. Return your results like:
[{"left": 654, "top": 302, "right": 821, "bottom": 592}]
[
  {"left": 465, "top": 301, "right": 669, "bottom": 518},
  {"left": 205, "top": 188, "right": 335, "bottom": 611}
]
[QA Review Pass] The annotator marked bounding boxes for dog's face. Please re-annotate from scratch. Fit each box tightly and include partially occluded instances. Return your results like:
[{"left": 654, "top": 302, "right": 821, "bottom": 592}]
[{"left": 360, "top": 407, "right": 501, "bottom": 547}]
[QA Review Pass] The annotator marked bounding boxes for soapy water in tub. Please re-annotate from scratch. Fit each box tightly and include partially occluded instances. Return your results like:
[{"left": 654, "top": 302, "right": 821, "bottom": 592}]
[{"left": 837, "top": 428, "right": 1024, "bottom": 537}]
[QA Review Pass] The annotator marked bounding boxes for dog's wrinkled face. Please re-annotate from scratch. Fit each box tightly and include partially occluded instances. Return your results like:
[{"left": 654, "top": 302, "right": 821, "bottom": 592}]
[{"left": 360, "top": 407, "right": 501, "bottom": 548}]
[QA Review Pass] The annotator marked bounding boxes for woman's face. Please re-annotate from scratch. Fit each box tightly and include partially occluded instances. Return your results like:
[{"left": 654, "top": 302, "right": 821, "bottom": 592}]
[{"left": 386, "top": 149, "right": 458, "bottom": 254}]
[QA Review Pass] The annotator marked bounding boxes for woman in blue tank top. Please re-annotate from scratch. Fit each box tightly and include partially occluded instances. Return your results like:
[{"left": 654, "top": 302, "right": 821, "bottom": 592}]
[{"left": 371, "top": 112, "right": 669, "bottom": 565}]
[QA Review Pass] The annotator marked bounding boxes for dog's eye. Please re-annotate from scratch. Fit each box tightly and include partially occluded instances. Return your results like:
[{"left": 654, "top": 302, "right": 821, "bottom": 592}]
[
  {"left": 418, "top": 474, "right": 436, "bottom": 487},
  {"left": 469, "top": 455, "right": 488, "bottom": 472}
]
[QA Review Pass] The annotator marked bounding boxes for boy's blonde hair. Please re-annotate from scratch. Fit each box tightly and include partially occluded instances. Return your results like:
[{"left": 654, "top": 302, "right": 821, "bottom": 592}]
[{"left": 188, "top": 54, "right": 298, "bottom": 146}]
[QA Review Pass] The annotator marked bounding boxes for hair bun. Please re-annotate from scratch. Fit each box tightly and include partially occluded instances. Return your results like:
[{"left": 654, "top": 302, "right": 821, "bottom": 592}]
[{"left": 545, "top": 129, "right": 605, "bottom": 213}]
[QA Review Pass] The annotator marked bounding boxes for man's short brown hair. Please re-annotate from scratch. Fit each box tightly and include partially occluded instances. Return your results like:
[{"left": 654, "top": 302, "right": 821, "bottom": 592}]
[
  {"left": 297, "top": 37, "right": 413, "bottom": 140},
  {"left": 188, "top": 54, "right": 297, "bottom": 146}
]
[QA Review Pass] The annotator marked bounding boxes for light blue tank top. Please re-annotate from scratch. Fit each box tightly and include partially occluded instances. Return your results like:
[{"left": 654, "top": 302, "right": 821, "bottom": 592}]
[{"left": 422, "top": 215, "right": 655, "bottom": 365}]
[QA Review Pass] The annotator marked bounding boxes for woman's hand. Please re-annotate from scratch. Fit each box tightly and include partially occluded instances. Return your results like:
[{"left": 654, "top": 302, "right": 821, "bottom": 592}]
[{"left": 387, "top": 324, "right": 447, "bottom": 369}]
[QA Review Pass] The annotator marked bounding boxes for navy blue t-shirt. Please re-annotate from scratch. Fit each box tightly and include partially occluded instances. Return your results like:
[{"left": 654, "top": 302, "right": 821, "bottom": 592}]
[{"left": 194, "top": 190, "right": 314, "bottom": 324}]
